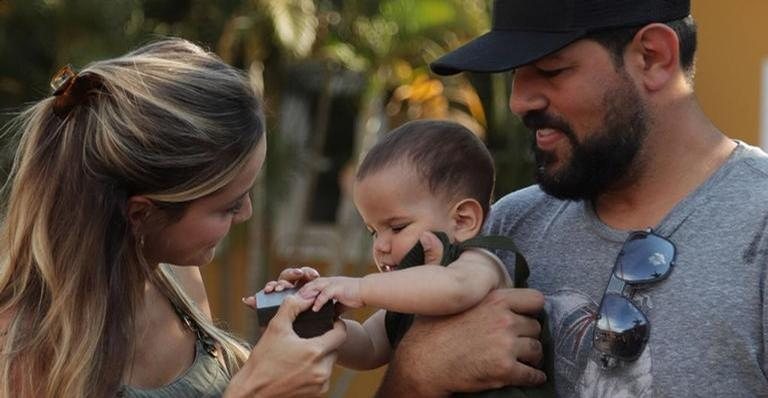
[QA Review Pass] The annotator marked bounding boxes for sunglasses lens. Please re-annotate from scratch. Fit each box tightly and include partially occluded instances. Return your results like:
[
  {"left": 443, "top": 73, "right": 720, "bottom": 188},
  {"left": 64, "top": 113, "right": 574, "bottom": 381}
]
[
  {"left": 615, "top": 232, "right": 674, "bottom": 283},
  {"left": 594, "top": 293, "right": 649, "bottom": 361}
]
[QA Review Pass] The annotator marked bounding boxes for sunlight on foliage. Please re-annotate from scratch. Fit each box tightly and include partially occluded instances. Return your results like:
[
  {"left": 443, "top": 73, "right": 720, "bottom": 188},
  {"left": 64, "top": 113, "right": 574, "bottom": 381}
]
[{"left": 260, "top": 0, "right": 318, "bottom": 58}]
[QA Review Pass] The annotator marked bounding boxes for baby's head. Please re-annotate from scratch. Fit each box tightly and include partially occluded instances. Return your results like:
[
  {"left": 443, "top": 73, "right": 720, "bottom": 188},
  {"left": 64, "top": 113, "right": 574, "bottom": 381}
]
[{"left": 353, "top": 119, "right": 495, "bottom": 271}]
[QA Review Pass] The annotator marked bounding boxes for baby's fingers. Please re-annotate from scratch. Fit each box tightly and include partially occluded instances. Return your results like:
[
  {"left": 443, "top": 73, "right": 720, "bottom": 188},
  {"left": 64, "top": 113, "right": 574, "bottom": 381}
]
[
  {"left": 273, "top": 279, "right": 295, "bottom": 292},
  {"left": 264, "top": 280, "right": 295, "bottom": 293},
  {"left": 277, "top": 267, "right": 305, "bottom": 281},
  {"left": 264, "top": 280, "right": 278, "bottom": 293},
  {"left": 277, "top": 266, "right": 321, "bottom": 286},
  {"left": 299, "top": 283, "right": 317, "bottom": 297},
  {"left": 299, "top": 266, "right": 321, "bottom": 280},
  {"left": 312, "top": 290, "right": 332, "bottom": 312}
]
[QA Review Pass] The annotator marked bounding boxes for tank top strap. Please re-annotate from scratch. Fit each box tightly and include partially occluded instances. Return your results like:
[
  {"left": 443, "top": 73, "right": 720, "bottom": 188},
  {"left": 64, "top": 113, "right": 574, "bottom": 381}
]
[{"left": 169, "top": 301, "right": 219, "bottom": 358}]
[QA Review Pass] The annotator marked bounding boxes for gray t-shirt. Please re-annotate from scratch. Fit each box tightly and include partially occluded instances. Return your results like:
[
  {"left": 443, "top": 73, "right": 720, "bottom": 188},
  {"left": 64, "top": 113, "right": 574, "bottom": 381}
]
[{"left": 484, "top": 141, "right": 768, "bottom": 397}]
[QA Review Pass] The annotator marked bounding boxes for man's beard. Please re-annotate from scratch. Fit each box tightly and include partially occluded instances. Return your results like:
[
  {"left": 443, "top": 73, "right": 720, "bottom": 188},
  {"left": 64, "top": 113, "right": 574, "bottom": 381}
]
[{"left": 525, "top": 76, "right": 649, "bottom": 201}]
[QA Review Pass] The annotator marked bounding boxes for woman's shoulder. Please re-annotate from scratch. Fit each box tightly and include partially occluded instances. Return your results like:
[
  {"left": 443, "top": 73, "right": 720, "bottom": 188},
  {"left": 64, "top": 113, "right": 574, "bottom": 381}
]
[{"left": 165, "top": 265, "right": 212, "bottom": 319}]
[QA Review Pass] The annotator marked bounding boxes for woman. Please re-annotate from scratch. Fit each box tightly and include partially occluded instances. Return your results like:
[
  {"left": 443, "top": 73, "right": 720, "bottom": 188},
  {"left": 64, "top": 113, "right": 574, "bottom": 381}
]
[{"left": 0, "top": 38, "right": 345, "bottom": 397}]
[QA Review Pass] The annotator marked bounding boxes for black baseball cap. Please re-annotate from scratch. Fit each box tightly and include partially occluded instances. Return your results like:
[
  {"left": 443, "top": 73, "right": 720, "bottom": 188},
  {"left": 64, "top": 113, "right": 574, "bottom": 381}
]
[{"left": 430, "top": 0, "right": 691, "bottom": 76}]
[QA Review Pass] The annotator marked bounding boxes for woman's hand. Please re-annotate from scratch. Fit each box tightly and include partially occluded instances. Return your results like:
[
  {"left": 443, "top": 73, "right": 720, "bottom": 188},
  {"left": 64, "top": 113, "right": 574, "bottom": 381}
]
[{"left": 225, "top": 294, "right": 347, "bottom": 398}]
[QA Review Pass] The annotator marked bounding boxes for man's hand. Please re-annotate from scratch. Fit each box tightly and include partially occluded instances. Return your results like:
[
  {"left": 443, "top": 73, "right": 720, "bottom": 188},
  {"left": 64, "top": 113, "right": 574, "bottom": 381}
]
[
  {"left": 377, "top": 288, "right": 547, "bottom": 397},
  {"left": 419, "top": 231, "right": 446, "bottom": 265}
]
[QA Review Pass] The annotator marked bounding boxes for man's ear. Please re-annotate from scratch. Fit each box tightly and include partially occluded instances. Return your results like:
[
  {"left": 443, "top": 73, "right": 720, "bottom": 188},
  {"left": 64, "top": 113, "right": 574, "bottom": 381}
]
[
  {"left": 625, "top": 23, "right": 682, "bottom": 92},
  {"left": 451, "top": 198, "right": 484, "bottom": 241},
  {"left": 126, "top": 196, "right": 155, "bottom": 233}
]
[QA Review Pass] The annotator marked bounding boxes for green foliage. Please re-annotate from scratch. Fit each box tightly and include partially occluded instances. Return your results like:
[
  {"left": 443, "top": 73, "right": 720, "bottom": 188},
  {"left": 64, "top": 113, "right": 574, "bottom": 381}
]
[
  {"left": 0, "top": 0, "right": 536, "bottom": 370},
  {"left": 380, "top": 0, "right": 457, "bottom": 35},
  {"left": 0, "top": 0, "right": 235, "bottom": 115},
  {"left": 0, "top": 0, "right": 534, "bottom": 206}
]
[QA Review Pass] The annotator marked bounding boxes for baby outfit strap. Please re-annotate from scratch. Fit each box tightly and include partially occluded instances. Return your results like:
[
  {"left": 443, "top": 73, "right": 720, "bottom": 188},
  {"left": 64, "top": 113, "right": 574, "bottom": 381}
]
[
  {"left": 457, "top": 235, "right": 530, "bottom": 289},
  {"left": 396, "top": 231, "right": 451, "bottom": 269},
  {"left": 397, "top": 231, "right": 531, "bottom": 288},
  {"left": 386, "top": 231, "right": 533, "bottom": 348}
]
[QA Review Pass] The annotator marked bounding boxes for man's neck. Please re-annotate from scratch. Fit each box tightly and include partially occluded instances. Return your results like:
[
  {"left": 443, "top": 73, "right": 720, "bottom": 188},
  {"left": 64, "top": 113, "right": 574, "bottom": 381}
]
[{"left": 593, "top": 104, "right": 736, "bottom": 230}]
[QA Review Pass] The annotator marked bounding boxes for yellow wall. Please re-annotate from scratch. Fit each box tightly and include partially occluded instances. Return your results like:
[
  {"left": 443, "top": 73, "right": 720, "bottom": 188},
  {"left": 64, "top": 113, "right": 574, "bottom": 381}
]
[{"left": 693, "top": 0, "right": 766, "bottom": 145}]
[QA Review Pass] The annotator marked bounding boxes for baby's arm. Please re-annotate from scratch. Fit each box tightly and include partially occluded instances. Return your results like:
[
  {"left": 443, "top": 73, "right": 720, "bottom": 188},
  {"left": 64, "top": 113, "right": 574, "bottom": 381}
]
[
  {"left": 368, "top": 249, "right": 507, "bottom": 314},
  {"left": 300, "top": 249, "right": 507, "bottom": 315},
  {"left": 337, "top": 310, "right": 392, "bottom": 370}
]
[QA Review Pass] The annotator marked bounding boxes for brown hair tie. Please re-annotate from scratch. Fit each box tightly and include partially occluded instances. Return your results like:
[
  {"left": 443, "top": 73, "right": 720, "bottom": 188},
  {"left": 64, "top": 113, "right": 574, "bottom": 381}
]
[{"left": 50, "top": 65, "right": 103, "bottom": 119}]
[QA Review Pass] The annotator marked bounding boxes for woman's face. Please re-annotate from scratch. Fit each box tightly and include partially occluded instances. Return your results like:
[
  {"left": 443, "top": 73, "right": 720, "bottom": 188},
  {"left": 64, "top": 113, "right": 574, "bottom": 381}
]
[{"left": 144, "top": 136, "right": 267, "bottom": 266}]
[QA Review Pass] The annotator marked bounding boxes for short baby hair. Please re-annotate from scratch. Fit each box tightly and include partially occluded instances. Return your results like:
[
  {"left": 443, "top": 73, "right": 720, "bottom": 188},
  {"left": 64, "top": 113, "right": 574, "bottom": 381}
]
[{"left": 356, "top": 119, "right": 495, "bottom": 218}]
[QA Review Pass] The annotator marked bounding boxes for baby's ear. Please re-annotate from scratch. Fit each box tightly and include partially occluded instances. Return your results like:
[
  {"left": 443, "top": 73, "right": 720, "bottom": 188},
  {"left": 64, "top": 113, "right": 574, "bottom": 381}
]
[{"left": 451, "top": 198, "right": 483, "bottom": 241}]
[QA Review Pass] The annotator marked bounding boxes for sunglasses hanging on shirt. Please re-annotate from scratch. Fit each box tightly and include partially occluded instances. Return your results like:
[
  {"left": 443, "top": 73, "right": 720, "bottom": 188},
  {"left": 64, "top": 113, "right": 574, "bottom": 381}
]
[{"left": 593, "top": 229, "right": 676, "bottom": 369}]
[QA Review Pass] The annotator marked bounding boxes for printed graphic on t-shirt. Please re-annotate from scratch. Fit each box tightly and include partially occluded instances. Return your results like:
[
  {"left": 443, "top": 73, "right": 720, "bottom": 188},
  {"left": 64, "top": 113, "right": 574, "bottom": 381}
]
[{"left": 547, "top": 289, "right": 653, "bottom": 397}]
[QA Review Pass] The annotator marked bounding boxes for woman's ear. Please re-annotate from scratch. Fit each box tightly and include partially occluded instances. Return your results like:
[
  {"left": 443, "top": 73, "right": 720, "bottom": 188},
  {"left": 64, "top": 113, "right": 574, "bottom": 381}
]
[
  {"left": 126, "top": 196, "right": 154, "bottom": 233},
  {"left": 451, "top": 198, "right": 484, "bottom": 241}
]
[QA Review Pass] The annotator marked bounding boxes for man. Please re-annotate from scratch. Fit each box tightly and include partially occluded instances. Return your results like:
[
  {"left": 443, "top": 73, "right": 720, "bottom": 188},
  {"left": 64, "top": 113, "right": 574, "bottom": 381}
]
[{"left": 377, "top": 0, "right": 768, "bottom": 396}]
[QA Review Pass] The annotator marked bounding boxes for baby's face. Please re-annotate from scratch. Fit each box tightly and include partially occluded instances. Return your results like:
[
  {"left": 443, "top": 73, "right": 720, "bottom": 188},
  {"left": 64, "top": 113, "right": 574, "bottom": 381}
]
[{"left": 353, "top": 163, "right": 456, "bottom": 272}]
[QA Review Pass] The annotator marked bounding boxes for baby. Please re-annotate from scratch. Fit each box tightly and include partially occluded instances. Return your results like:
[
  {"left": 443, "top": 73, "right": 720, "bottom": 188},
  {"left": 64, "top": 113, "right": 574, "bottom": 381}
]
[
  {"left": 266, "top": 119, "right": 529, "bottom": 369},
  {"left": 260, "top": 119, "right": 555, "bottom": 396}
]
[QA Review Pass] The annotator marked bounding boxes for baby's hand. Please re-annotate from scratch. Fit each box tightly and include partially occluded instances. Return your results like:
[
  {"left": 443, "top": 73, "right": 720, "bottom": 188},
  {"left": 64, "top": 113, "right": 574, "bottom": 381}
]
[
  {"left": 298, "top": 276, "right": 364, "bottom": 312},
  {"left": 264, "top": 266, "right": 321, "bottom": 293},
  {"left": 242, "top": 266, "right": 320, "bottom": 310}
]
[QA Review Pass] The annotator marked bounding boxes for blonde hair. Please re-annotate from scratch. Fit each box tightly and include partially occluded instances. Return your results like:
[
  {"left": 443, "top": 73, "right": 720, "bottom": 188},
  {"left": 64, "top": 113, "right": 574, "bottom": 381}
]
[{"left": 0, "top": 38, "right": 261, "bottom": 397}]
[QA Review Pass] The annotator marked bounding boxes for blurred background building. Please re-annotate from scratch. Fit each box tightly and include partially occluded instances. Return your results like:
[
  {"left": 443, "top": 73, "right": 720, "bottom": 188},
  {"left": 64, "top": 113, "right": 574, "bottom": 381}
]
[{"left": 0, "top": 0, "right": 762, "bottom": 396}]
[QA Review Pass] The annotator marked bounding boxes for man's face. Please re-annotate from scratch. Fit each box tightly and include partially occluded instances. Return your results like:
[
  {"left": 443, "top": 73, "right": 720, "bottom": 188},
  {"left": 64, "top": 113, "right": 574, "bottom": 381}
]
[{"left": 509, "top": 40, "right": 650, "bottom": 200}]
